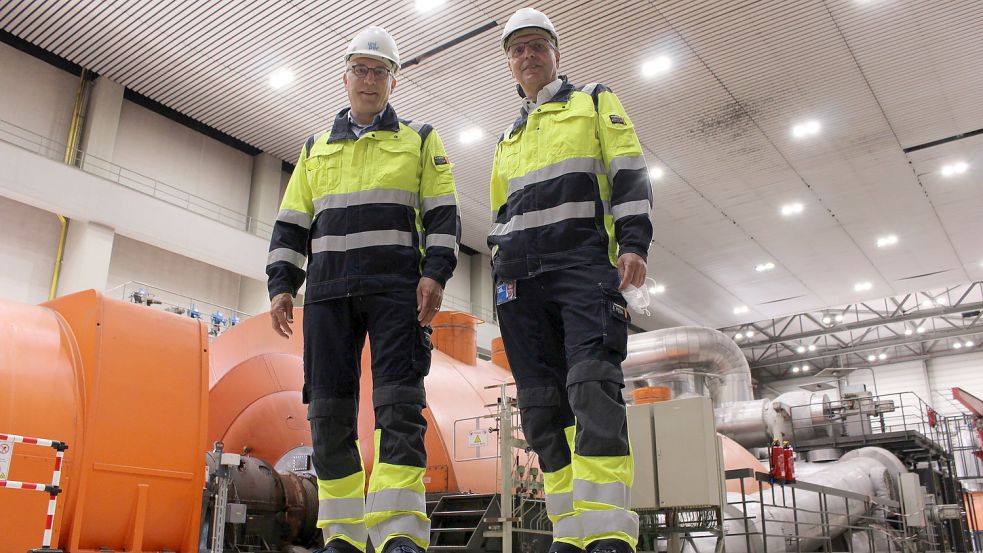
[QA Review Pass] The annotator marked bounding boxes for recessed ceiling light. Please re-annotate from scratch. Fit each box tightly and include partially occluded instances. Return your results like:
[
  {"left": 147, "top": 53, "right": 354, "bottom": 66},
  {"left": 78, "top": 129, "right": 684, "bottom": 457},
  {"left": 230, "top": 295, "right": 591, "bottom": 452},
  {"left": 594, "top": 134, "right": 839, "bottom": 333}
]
[
  {"left": 941, "top": 161, "right": 969, "bottom": 177},
  {"left": 792, "top": 366, "right": 801, "bottom": 373},
  {"left": 459, "top": 127, "right": 483, "bottom": 144},
  {"left": 953, "top": 342, "right": 963, "bottom": 349},
  {"left": 878, "top": 352, "right": 888, "bottom": 360},
  {"left": 796, "top": 346, "right": 806, "bottom": 353},
  {"left": 268, "top": 67, "right": 295, "bottom": 89},
  {"left": 781, "top": 203, "right": 804, "bottom": 216},
  {"left": 650, "top": 167, "right": 665, "bottom": 180},
  {"left": 904, "top": 328, "right": 914, "bottom": 336},
  {"left": 808, "top": 344, "right": 817, "bottom": 352},
  {"left": 867, "top": 354, "right": 876, "bottom": 362},
  {"left": 876, "top": 234, "right": 898, "bottom": 248},
  {"left": 415, "top": 0, "right": 446, "bottom": 12},
  {"left": 792, "top": 120, "right": 821, "bottom": 139},
  {"left": 755, "top": 262, "right": 775, "bottom": 272},
  {"left": 854, "top": 281, "right": 872, "bottom": 292},
  {"left": 733, "top": 305, "right": 749, "bottom": 315},
  {"left": 649, "top": 283, "right": 666, "bottom": 294},
  {"left": 641, "top": 56, "right": 672, "bottom": 78},
  {"left": 916, "top": 326, "right": 926, "bottom": 334}
]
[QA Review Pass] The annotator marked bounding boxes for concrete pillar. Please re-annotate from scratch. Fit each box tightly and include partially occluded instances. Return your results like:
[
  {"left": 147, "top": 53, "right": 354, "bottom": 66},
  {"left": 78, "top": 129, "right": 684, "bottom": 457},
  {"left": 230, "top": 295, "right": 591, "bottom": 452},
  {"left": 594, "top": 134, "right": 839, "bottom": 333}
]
[
  {"left": 247, "top": 153, "right": 283, "bottom": 234},
  {"left": 57, "top": 221, "right": 115, "bottom": 296},
  {"left": 80, "top": 76, "right": 124, "bottom": 178}
]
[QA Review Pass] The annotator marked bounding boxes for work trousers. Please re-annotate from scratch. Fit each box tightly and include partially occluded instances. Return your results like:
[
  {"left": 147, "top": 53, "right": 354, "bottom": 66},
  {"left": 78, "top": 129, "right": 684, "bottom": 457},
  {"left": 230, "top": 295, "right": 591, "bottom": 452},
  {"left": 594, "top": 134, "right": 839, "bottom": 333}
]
[
  {"left": 303, "top": 291, "right": 432, "bottom": 553},
  {"left": 496, "top": 263, "right": 638, "bottom": 553}
]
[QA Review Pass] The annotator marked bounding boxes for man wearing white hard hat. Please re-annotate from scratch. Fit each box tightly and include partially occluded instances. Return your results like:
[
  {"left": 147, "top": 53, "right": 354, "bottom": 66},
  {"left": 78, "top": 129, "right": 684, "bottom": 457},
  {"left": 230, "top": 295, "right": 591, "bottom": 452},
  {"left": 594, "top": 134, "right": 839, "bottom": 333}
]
[
  {"left": 266, "top": 26, "right": 460, "bottom": 553},
  {"left": 488, "top": 8, "right": 652, "bottom": 553}
]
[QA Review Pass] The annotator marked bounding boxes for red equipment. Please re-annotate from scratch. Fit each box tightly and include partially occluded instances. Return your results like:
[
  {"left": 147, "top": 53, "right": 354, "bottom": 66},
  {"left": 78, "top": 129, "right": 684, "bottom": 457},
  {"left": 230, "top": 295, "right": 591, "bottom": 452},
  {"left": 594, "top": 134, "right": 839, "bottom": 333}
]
[
  {"left": 952, "top": 387, "right": 983, "bottom": 461},
  {"left": 783, "top": 440, "right": 795, "bottom": 482},
  {"left": 770, "top": 439, "right": 785, "bottom": 481}
]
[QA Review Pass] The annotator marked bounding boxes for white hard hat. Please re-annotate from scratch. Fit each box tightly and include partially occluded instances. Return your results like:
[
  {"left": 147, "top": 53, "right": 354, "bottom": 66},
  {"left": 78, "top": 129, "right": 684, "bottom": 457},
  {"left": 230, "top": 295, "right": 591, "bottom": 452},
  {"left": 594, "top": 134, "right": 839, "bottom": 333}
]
[
  {"left": 345, "top": 26, "right": 400, "bottom": 75},
  {"left": 501, "top": 8, "right": 558, "bottom": 50}
]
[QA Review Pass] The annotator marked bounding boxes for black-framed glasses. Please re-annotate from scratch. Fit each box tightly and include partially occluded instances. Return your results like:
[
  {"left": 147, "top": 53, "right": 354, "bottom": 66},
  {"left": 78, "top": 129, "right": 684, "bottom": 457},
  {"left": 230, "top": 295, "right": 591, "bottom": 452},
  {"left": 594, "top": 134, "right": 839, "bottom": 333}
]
[
  {"left": 348, "top": 64, "right": 391, "bottom": 80},
  {"left": 507, "top": 38, "right": 553, "bottom": 59}
]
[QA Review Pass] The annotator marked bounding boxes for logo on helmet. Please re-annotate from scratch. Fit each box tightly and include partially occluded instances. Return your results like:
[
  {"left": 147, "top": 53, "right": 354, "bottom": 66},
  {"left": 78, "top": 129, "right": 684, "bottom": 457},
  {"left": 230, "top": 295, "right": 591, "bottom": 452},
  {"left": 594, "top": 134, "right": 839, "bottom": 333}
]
[{"left": 367, "top": 41, "right": 379, "bottom": 51}]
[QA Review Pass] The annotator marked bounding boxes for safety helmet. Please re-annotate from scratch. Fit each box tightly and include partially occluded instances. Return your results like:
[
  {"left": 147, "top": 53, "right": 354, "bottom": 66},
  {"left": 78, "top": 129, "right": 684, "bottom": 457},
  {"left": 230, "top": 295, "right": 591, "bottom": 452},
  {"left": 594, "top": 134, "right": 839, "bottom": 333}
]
[
  {"left": 345, "top": 26, "right": 400, "bottom": 75},
  {"left": 501, "top": 8, "right": 558, "bottom": 51}
]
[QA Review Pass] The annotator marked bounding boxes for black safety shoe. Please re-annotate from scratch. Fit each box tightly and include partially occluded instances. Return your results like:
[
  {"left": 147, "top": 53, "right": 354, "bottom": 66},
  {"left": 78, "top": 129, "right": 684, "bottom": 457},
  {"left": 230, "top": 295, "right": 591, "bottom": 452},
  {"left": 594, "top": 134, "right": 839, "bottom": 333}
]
[
  {"left": 549, "top": 542, "right": 585, "bottom": 553},
  {"left": 585, "top": 539, "right": 634, "bottom": 553},
  {"left": 381, "top": 537, "right": 425, "bottom": 553},
  {"left": 314, "top": 539, "right": 362, "bottom": 553}
]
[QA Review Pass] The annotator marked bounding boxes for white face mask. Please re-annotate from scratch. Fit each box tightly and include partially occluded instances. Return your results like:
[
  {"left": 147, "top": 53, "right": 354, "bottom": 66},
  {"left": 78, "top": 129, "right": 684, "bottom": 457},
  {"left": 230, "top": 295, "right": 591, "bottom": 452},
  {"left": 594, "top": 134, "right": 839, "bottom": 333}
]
[{"left": 621, "top": 277, "right": 658, "bottom": 317}]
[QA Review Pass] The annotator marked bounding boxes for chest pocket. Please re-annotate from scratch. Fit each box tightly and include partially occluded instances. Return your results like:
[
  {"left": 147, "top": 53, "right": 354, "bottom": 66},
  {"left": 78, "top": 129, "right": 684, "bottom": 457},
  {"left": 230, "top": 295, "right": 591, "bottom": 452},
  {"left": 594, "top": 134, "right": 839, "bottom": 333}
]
[
  {"left": 373, "top": 138, "right": 421, "bottom": 188},
  {"left": 499, "top": 131, "right": 523, "bottom": 184},
  {"left": 540, "top": 102, "right": 598, "bottom": 158},
  {"left": 306, "top": 143, "right": 345, "bottom": 195}
]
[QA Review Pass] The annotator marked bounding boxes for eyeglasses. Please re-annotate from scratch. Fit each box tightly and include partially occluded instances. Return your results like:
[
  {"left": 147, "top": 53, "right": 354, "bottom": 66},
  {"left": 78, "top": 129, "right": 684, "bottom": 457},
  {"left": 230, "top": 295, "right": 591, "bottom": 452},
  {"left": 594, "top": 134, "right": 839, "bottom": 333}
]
[
  {"left": 348, "top": 64, "right": 391, "bottom": 80},
  {"left": 507, "top": 38, "right": 553, "bottom": 59}
]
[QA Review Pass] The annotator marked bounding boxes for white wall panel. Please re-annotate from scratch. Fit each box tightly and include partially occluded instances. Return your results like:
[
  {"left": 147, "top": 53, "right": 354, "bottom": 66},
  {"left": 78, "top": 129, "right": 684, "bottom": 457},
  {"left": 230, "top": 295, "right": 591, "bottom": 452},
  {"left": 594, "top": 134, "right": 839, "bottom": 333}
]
[
  {"left": 0, "top": 197, "right": 61, "bottom": 304},
  {"left": 0, "top": 43, "right": 76, "bottom": 145},
  {"left": 107, "top": 235, "right": 240, "bottom": 312},
  {"left": 927, "top": 351, "right": 983, "bottom": 415},
  {"left": 113, "top": 100, "right": 252, "bottom": 214}
]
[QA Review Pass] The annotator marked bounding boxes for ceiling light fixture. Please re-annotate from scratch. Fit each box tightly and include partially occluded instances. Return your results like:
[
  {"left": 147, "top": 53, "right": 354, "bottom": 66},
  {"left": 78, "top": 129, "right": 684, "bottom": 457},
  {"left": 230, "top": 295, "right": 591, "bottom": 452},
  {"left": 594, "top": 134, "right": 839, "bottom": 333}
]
[
  {"left": 966, "top": 341, "right": 975, "bottom": 348},
  {"left": 854, "top": 281, "right": 873, "bottom": 292},
  {"left": 755, "top": 262, "right": 776, "bottom": 272},
  {"left": 641, "top": 56, "right": 672, "bottom": 78},
  {"left": 792, "top": 120, "right": 821, "bottom": 139},
  {"left": 834, "top": 314, "right": 844, "bottom": 323},
  {"left": 941, "top": 161, "right": 969, "bottom": 177},
  {"left": 808, "top": 344, "right": 817, "bottom": 352},
  {"left": 822, "top": 316, "right": 832, "bottom": 325},
  {"left": 745, "top": 330, "right": 755, "bottom": 338},
  {"left": 904, "top": 328, "right": 914, "bottom": 336},
  {"left": 878, "top": 353, "right": 888, "bottom": 360},
  {"left": 796, "top": 346, "right": 806, "bottom": 353},
  {"left": 268, "top": 67, "right": 295, "bottom": 89},
  {"left": 649, "top": 166, "right": 665, "bottom": 180},
  {"left": 916, "top": 326, "right": 926, "bottom": 334},
  {"left": 954, "top": 342, "right": 963, "bottom": 349},
  {"left": 936, "top": 297, "right": 948, "bottom": 306},
  {"left": 802, "top": 364, "right": 811, "bottom": 372},
  {"left": 792, "top": 366, "right": 801, "bottom": 373},
  {"left": 876, "top": 234, "right": 898, "bottom": 248},
  {"left": 459, "top": 127, "right": 483, "bottom": 144},
  {"left": 733, "top": 305, "right": 749, "bottom": 315},
  {"left": 867, "top": 354, "right": 876, "bottom": 362},
  {"left": 781, "top": 203, "right": 804, "bottom": 216}
]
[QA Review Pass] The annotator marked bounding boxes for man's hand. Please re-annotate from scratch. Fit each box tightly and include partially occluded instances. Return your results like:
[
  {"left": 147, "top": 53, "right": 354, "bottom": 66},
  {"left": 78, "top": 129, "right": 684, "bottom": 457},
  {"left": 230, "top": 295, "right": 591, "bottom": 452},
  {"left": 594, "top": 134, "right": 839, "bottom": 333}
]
[
  {"left": 270, "top": 292, "right": 295, "bottom": 338},
  {"left": 416, "top": 277, "right": 444, "bottom": 326},
  {"left": 617, "top": 253, "right": 647, "bottom": 291}
]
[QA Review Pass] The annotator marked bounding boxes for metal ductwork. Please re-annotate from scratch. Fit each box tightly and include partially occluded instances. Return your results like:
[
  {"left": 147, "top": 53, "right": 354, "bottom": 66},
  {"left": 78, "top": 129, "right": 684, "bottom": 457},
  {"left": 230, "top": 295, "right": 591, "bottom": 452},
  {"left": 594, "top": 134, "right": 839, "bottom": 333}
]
[{"left": 624, "top": 326, "right": 755, "bottom": 406}]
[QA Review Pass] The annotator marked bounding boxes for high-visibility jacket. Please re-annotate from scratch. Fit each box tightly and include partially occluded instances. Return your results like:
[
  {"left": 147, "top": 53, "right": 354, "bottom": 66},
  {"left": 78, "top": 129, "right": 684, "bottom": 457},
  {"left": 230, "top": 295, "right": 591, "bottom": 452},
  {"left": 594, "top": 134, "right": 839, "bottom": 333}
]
[
  {"left": 488, "top": 78, "right": 653, "bottom": 280},
  {"left": 267, "top": 105, "right": 460, "bottom": 301}
]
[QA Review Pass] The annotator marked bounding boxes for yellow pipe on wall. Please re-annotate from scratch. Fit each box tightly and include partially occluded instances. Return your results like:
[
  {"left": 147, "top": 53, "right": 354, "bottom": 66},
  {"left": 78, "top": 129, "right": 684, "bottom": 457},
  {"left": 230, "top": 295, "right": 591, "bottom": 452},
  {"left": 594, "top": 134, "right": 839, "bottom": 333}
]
[{"left": 50, "top": 69, "right": 90, "bottom": 300}]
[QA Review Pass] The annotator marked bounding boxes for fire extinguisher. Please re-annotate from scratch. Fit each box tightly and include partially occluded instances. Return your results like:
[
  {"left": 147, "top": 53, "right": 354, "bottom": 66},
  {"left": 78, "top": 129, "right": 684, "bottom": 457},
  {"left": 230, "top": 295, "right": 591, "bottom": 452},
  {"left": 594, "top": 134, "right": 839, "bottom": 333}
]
[
  {"left": 770, "top": 439, "right": 785, "bottom": 481},
  {"left": 783, "top": 440, "right": 795, "bottom": 482}
]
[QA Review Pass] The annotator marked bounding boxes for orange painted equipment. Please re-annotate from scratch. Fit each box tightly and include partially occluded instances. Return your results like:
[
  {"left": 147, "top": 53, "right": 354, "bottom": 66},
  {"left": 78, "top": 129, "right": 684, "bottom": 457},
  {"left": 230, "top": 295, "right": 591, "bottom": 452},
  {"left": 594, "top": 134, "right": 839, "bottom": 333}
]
[
  {"left": 0, "top": 291, "right": 209, "bottom": 553},
  {"left": 491, "top": 337, "right": 511, "bottom": 371},
  {"left": 430, "top": 311, "right": 482, "bottom": 365},
  {"left": 631, "top": 386, "right": 673, "bottom": 404}
]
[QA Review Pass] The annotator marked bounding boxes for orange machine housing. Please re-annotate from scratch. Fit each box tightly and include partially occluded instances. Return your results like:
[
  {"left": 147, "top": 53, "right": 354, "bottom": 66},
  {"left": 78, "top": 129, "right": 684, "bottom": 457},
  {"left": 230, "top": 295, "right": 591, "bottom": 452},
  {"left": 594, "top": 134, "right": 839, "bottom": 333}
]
[{"left": 0, "top": 291, "right": 209, "bottom": 553}]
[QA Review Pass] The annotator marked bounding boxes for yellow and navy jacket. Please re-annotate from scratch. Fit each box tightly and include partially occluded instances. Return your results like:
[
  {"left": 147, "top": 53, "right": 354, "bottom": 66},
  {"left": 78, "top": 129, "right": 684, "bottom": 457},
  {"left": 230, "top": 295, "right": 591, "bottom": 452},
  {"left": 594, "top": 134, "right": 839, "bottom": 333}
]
[
  {"left": 267, "top": 105, "right": 460, "bottom": 302},
  {"left": 488, "top": 77, "right": 653, "bottom": 280}
]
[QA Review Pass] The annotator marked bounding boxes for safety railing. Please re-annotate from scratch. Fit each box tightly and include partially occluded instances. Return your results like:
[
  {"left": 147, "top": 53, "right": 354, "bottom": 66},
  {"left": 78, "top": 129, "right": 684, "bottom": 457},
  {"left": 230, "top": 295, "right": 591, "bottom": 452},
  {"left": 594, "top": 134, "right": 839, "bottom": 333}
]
[
  {"left": 0, "top": 119, "right": 274, "bottom": 240},
  {"left": 104, "top": 280, "right": 250, "bottom": 338},
  {"left": 0, "top": 433, "right": 69, "bottom": 553}
]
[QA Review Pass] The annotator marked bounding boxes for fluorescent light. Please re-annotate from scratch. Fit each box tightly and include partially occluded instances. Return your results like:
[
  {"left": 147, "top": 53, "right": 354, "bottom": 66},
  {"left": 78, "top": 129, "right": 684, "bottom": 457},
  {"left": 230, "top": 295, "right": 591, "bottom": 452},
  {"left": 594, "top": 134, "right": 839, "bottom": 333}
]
[
  {"left": 942, "top": 161, "right": 969, "bottom": 177},
  {"left": 854, "top": 281, "right": 872, "bottom": 292},
  {"left": 796, "top": 346, "right": 806, "bottom": 353},
  {"left": 867, "top": 354, "right": 876, "bottom": 362},
  {"left": 792, "top": 366, "right": 801, "bottom": 373},
  {"left": 808, "top": 344, "right": 817, "bottom": 352},
  {"left": 733, "top": 305, "right": 749, "bottom": 315},
  {"left": 781, "top": 202, "right": 804, "bottom": 216},
  {"left": 792, "top": 120, "right": 821, "bottom": 139},
  {"left": 459, "top": 127, "right": 483, "bottom": 144},
  {"left": 904, "top": 328, "right": 914, "bottom": 336},
  {"left": 755, "top": 262, "right": 775, "bottom": 272},
  {"left": 953, "top": 342, "right": 963, "bottom": 349},
  {"left": 649, "top": 283, "right": 666, "bottom": 294},
  {"left": 415, "top": 0, "right": 446, "bottom": 12},
  {"left": 268, "top": 67, "right": 295, "bottom": 89},
  {"left": 649, "top": 166, "right": 665, "bottom": 180},
  {"left": 876, "top": 234, "right": 898, "bottom": 248},
  {"left": 641, "top": 56, "right": 672, "bottom": 78},
  {"left": 916, "top": 326, "right": 926, "bottom": 334},
  {"left": 878, "top": 353, "right": 888, "bottom": 360}
]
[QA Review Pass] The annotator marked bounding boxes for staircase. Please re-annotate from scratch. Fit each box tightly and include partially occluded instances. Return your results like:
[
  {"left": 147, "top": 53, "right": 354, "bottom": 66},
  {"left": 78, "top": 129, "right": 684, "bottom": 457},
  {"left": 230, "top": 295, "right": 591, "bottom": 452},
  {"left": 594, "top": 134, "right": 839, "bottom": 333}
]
[{"left": 427, "top": 493, "right": 499, "bottom": 552}]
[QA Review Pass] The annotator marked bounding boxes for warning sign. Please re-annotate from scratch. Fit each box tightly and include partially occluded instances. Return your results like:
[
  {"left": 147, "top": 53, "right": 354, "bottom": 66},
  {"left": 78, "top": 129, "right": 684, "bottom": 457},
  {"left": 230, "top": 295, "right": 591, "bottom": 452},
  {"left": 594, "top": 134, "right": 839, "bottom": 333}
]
[
  {"left": 0, "top": 439, "right": 12, "bottom": 480},
  {"left": 467, "top": 430, "right": 489, "bottom": 448}
]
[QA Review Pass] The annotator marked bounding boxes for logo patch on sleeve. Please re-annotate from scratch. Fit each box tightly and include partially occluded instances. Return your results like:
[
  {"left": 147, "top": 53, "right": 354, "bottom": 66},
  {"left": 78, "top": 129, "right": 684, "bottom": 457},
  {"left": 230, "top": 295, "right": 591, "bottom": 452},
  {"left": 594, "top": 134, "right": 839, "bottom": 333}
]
[
  {"left": 434, "top": 155, "right": 449, "bottom": 165},
  {"left": 609, "top": 114, "right": 626, "bottom": 125}
]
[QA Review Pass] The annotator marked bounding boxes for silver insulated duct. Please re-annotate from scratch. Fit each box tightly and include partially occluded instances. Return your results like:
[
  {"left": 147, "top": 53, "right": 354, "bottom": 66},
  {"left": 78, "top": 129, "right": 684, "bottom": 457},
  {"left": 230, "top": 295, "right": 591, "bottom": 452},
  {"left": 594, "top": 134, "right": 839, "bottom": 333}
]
[{"left": 623, "top": 326, "right": 754, "bottom": 406}]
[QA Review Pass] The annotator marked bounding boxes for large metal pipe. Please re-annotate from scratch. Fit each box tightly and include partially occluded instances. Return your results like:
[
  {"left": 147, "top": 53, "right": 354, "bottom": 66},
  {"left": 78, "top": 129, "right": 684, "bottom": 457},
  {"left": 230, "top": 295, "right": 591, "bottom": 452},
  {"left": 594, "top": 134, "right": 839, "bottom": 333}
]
[{"left": 624, "top": 326, "right": 754, "bottom": 406}]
